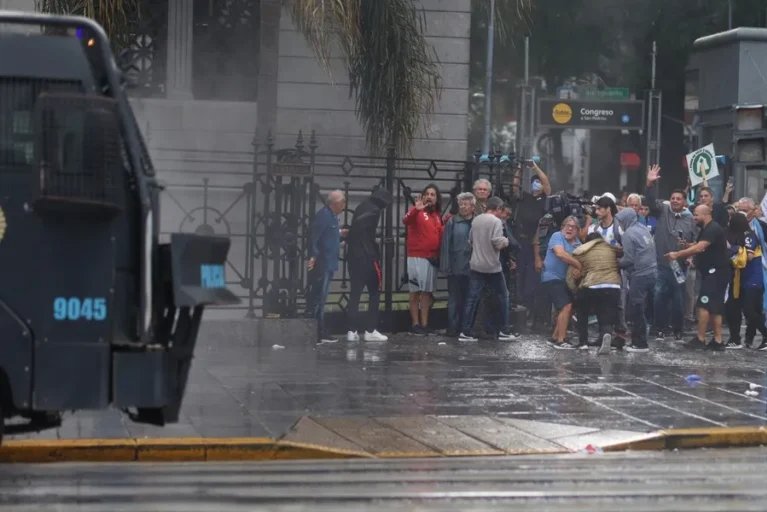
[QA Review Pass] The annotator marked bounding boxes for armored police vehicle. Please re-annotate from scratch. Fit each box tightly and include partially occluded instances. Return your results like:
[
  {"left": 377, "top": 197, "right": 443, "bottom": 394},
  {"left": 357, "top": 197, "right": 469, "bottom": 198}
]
[{"left": 0, "top": 12, "right": 237, "bottom": 442}]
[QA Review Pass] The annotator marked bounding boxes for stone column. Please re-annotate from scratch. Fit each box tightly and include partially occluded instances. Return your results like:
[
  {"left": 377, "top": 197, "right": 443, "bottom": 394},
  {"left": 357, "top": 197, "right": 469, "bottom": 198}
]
[{"left": 165, "top": 0, "right": 194, "bottom": 100}]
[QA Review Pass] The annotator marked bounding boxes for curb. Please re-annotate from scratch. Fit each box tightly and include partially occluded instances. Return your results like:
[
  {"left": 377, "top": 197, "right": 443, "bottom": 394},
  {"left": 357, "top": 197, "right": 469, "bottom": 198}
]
[
  {"left": 602, "top": 426, "right": 767, "bottom": 452},
  {"left": 2, "top": 426, "right": 766, "bottom": 463},
  {"left": 0, "top": 438, "right": 372, "bottom": 463}
]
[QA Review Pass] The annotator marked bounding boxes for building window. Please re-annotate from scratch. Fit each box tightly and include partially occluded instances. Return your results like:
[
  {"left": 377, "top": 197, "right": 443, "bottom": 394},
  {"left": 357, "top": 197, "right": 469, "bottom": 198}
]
[{"left": 192, "top": 0, "right": 260, "bottom": 102}]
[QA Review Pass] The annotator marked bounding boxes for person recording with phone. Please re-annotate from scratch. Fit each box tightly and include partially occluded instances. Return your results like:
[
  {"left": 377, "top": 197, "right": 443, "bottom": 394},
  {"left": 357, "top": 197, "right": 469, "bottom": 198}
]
[{"left": 508, "top": 158, "right": 551, "bottom": 329}]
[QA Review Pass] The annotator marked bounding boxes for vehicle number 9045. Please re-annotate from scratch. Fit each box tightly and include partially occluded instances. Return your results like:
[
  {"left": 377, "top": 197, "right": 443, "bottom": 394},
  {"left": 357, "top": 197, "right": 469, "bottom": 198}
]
[{"left": 53, "top": 297, "right": 108, "bottom": 321}]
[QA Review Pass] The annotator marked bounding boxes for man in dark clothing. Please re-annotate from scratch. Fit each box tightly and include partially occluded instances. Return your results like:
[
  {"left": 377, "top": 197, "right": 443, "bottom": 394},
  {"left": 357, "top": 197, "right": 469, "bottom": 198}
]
[
  {"left": 666, "top": 204, "right": 730, "bottom": 351},
  {"left": 345, "top": 188, "right": 392, "bottom": 342},
  {"left": 306, "top": 190, "right": 346, "bottom": 343},
  {"left": 509, "top": 161, "right": 551, "bottom": 326}
]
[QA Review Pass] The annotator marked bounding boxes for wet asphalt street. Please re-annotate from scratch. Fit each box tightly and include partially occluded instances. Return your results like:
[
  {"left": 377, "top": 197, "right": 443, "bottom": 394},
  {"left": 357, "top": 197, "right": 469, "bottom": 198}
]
[
  {"left": 2, "top": 447, "right": 767, "bottom": 511},
  {"left": 8, "top": 319, "right": 767, "bottom": 440}
]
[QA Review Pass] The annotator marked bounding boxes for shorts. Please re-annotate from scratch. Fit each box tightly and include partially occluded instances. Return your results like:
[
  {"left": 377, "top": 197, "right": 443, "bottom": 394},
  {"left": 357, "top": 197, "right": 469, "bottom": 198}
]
[
  {"left": 697, "top": 267, "right": 729, "bottom": 314},
  {"left": 542, "top": 279, "right": 572, "bottom": 310},
  {"left": 407, "top": 257, "right": 437, "bottom": 293}
]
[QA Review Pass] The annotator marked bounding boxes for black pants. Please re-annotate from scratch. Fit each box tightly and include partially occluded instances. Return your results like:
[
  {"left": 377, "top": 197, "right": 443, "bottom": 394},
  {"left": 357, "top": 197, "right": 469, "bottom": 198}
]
[
  {"left": 725, "top": 286, "right": 767, "bottom": 343},
  {"left": 629, "top": 274, "right": 655, "bottom": 347},
  {"left": 347, "top": 259, "right": 381, "bottom": 333},
  {"left": 575, "top": 288, "right": 619, "bottom": 345}
]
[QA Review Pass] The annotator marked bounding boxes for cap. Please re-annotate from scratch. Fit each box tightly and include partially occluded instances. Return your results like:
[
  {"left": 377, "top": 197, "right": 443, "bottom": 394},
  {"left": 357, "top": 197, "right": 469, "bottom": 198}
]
[{"left": 600, "top": 192, "right": 617, "bottom": 203}]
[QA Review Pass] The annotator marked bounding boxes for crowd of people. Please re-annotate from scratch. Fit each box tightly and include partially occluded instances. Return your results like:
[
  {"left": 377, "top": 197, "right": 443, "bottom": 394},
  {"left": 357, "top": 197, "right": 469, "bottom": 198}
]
[{"left": 305, "top": 160, "right": 767, "bottom": 355}]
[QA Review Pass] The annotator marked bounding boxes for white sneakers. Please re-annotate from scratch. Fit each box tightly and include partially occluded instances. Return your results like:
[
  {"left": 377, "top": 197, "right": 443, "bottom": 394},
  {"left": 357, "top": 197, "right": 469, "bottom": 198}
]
[
  {"left": 347, "top": 330, "right": 388, "bottom": 342},
  {"left": 363, "top": 330, "right": 388, "bottom": 342}
]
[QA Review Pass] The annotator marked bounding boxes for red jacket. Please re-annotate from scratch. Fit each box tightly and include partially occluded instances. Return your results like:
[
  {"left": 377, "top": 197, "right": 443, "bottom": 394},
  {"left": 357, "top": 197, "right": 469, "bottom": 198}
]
[{"left": 403, "top": 207, "right": 443, "bottom": 258}]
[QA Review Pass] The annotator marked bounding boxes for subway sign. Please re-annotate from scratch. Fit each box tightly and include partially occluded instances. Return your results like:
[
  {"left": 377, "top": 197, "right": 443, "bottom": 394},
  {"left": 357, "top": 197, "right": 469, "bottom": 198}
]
[{"left": 538, "top": 99, "right": 645, "bottom": 130}]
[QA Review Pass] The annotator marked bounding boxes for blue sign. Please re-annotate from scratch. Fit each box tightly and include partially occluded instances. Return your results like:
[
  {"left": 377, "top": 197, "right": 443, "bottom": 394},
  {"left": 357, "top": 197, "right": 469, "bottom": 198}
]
[
  {"left": 53, "top": 297, "right": 107, "bottom": 321},
  {"left": 201, "top": 264, "right": 226, "bottom": 289}
]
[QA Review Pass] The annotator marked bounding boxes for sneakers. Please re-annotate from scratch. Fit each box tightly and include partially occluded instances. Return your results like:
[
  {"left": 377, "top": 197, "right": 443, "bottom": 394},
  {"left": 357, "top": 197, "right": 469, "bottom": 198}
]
[
  {"left": 655, "top": 331, "right": 665, "bottom": 341},
  {"left": 363, "top": 330, "right": 388, "bottom": 342},
  {"left": 683, "top": 337, "right": 706, "bottom": 350},
  {"left": 626, "top": 344, "right": 649, "bottom": 353},
  {"left": 577, "top": 342, "right": 590, "bottom": 350},
  {"left": 597, "top": 333, "right": 612, "bottom": 355},
  {"left": 346, "top": 330, "right": 360, "bottom": 342},
  {"left": 319, "top": 335, "right": 338, "bottom": 343},
  {"left": 707, "top": 340, "right": 725, "bottom": 352},
  {"left": 673, "top": 332, "right": 683, "bottom": 342},
  {"left": 497, "top": 331, "right": 519, "bottom": 342},
  {"left": 410, "top": 325, "right": 427, "bottom": 336},
  {"left": 725, "top": 339, "right": 743, "bottom": 350},
  {"left": 757, "top": 341, "right": 767, "bottom": 351},
  {"left": 548, "top": 339, "right": 576, "bottom": 350},
  {"left": 458, "top": 332, "right": 478, "bottom": 342}
]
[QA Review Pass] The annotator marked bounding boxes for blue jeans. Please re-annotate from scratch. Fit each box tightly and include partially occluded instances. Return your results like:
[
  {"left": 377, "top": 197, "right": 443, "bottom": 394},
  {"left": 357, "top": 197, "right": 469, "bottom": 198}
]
[
  {"left": 461, "top": 271, "right": 509, "bottom": 335},
  {"left": 653, "top": 265, "right": 684, "bottom": 334},
  {"left": 447, "top": 274, "right": 469, "bottom": 334},
  {"left": 629, "top": 273, "right": 655, "bottom": 346},
  {"left": 306, "top": 268, "right": 334, "bottom": 339}
]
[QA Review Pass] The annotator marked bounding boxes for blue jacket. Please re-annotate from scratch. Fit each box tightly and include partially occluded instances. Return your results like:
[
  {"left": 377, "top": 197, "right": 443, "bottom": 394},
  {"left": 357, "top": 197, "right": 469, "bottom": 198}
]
[
  {"left": 439, "top": 214, "right": 473, "bottom": 276},
  {"left": 309, "top": 206, "right": 340, "bottom": 272}
]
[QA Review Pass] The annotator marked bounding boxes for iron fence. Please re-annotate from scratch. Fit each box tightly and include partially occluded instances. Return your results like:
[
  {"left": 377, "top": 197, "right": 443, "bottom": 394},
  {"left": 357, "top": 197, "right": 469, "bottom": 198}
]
[{"left": 155, "top": 131, "right": 521, "bottom": 328}]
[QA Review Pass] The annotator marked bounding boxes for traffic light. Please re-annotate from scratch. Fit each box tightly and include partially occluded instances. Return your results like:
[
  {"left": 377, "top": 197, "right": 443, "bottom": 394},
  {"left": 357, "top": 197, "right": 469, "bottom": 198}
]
[{"left": 733, "top": 105, "right": 767, "bottom": 164}]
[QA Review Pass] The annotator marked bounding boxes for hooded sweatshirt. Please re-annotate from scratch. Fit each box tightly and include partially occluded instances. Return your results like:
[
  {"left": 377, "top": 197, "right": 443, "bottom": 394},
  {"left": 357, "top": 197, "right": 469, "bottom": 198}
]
[
  {"left": 347, "top": 188, "right": 392, "bottom": 265},
  {"left": 616, "top": 208, "right": 657, "bottom": 279}
]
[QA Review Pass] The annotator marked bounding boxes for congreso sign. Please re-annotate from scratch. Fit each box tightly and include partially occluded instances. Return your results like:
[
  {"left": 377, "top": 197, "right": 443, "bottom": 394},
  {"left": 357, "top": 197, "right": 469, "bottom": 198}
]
[{"left": 538, "top": 99, "right": 645, "bottom": 130}]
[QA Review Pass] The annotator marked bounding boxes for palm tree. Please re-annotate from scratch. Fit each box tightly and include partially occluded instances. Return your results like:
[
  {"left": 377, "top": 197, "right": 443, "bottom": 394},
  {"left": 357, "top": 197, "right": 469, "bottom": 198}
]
[{"left": 38, "top": 0, "right": 531, "bottom": 155}]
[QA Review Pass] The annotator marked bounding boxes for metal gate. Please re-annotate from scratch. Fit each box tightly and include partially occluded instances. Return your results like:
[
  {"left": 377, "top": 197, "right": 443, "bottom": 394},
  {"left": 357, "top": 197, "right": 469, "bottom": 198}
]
[{"left": 156, "top": 131, "right": 488, "bottom": 328}]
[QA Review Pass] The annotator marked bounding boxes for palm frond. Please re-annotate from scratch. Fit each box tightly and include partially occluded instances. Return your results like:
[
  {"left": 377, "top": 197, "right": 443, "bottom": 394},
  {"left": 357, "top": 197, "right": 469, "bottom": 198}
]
[
  {"left": 37, "top": 0, "right": 139, "bottom": 48},
  {"left": 473, "top": 0, "right": 532, "bottom": 46},
  {"left": 290, "top": 0, "right": 441, "bottom": 155}
]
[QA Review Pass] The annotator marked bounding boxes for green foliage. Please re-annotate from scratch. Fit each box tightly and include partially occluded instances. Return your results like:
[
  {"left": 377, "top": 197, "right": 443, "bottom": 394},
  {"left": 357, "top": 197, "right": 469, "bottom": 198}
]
[{"left": 290, "top": 0, "right": 442, "bottom": 155}]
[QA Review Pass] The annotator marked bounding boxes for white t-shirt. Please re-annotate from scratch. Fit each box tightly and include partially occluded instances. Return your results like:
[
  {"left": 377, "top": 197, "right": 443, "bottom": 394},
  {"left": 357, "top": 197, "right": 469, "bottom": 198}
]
[{"left": 588, "top": 221, "right": 623, "bottom": 247}]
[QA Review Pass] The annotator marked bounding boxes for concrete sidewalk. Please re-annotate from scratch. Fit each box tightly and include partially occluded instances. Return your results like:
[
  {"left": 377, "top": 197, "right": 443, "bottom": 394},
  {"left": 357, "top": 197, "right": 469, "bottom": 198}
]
[{"left": 8, "top": 320, "right": 767, "bottom": 443}]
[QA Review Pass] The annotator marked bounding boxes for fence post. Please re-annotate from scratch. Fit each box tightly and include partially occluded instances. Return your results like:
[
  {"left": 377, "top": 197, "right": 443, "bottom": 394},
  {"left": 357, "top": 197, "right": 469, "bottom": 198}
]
[
  {"left": 245, "top": 130, "right": 259, "bottom": 318},
  {"left": 383, "top": 144, "right": 396, "bottom": 330}
]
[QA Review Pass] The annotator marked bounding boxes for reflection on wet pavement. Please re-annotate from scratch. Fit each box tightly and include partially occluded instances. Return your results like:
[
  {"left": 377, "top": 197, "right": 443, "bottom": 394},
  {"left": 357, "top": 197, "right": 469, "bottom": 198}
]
[{"left": 12, "top": 321, "right": 767, "bottom": 440}]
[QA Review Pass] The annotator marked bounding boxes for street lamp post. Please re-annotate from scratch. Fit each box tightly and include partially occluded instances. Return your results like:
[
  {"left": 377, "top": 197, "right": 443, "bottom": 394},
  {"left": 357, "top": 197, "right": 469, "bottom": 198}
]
[{"left": 482, "top": 0, "right": 495, "bottom": 154}]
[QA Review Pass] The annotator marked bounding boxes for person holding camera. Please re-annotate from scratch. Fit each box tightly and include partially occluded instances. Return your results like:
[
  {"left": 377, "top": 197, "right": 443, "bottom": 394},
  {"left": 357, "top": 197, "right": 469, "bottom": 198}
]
[
  {"left": 403, "top": 184, "right": 444, "bottom": 335},
  {"left": 509, "top": 160, "right": 551, "bottom": 327}
]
